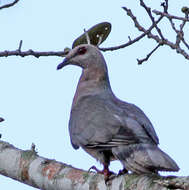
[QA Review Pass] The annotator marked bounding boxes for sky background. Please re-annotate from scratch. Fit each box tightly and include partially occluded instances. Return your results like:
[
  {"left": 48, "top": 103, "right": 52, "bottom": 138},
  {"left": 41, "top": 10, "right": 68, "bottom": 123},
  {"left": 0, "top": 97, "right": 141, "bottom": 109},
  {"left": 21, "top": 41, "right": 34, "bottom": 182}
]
[{"left": 0, "top": 0, "right": 189, "bottom": 189}]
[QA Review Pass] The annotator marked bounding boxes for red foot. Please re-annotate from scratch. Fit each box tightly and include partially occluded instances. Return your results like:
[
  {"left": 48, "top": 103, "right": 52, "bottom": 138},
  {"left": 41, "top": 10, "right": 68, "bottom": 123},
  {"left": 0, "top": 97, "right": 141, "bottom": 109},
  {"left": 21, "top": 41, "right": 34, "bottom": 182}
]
[{"left": 88, "top": 165, "right": 115, "bottom": 182}]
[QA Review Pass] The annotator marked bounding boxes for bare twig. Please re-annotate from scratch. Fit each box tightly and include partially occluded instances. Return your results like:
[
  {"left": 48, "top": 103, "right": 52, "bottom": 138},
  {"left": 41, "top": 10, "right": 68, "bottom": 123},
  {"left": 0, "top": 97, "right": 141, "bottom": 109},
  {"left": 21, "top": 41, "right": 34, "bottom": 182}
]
[
  {"left": 0, "top": 0, "right": 20, "bottom": 10},
  {"left": 18, "top": 40, "right": 23, "bottom": 52},
  {"left": 165, "top": 9, "right": 189, "bottom": 49},
  {"left": 182, "top": 38, "right": 189, "bottom": 50},
  {"left": 143, "top": 30, "right": 189, "bottom": 60},
  {"left": 160, "top": 0, "right": 168, "bottom": 13},
  {"left": 100, "top": 8, "right": 163, "bottom": 52},
  {"left": 100, "top": 33, "right": 146, "bottom": 51},
  {"left": 1, "top": 0, "right": 189, "bottom": 64},
  {"left": 137, "top": 44, "right": 161, "bottom": 64},
  {"left": 176, "top": 13, "right": 189, "bottom": 48},
  {"left": 123, "top": 7, "right": 145, "bottom": 32},
  {"left": 101, "top": 1, "right": 189, "bottom": 62},
  {"left": 153, "top": 10, "right": 189, "bottom": 22},
  {"left": 0, "top": 49, "right": 67, "bottom": 58},
  {"left": 180, "top": 14, "right": 188, "bottom": 31},
  {"left": 140, "top": 0, "right": 164, "bottom": 40},
  {"left": 115, "top": 3, "right": 189, "bottom": 62},
  {"left": 175, "top": 24, "right": 185, "bottom": 47},
  {"left": 168, "top": 18, "right": 178, "bottom": 33}
]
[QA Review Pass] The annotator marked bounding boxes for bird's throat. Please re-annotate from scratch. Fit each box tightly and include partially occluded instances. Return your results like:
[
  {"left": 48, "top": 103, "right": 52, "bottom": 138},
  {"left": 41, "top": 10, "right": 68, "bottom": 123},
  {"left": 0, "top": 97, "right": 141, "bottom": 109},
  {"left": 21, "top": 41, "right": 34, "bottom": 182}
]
[
  {"left": 72, "top": 67, "right": 111, "bottom": 107},
  {"left": 80, "top": 67, "right": 108, "bottom": 82}
]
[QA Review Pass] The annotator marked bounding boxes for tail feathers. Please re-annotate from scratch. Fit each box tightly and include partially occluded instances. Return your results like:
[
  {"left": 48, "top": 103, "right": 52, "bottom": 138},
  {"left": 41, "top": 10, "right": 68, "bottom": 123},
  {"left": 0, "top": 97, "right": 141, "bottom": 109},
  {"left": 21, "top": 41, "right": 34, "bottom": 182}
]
[{"left": 112, "top": 144, "right": 179, "bottom": 174}]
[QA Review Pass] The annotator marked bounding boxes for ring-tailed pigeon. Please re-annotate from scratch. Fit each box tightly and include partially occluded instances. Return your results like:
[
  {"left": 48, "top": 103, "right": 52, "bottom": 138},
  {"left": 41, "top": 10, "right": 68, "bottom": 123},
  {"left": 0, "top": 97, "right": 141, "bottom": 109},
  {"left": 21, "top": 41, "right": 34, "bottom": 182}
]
[{"left": 57, "top": 44, "right": 179, "bottom": 179}]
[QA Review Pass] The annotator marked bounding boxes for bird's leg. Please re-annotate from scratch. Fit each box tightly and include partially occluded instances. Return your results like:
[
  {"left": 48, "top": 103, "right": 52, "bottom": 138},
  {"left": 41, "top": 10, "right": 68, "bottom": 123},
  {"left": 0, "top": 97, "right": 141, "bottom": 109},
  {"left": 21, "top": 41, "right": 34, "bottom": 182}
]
[
  {"left": 88, "top": 163, "right": 115, "bottom": 182},
  {"left": 102, "top": 164, "right": 113, "bottom": 181},
  {"left": 88, "top": 151, "right": 116, "bottom": 182}
]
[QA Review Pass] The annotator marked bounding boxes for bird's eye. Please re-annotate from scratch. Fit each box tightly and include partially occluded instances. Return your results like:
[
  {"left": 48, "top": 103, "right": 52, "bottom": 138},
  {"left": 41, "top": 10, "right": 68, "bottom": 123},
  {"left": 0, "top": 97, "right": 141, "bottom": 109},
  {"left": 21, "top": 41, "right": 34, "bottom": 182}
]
[{"left": 78, "top": 47, "right": 87, "bottom": 55}]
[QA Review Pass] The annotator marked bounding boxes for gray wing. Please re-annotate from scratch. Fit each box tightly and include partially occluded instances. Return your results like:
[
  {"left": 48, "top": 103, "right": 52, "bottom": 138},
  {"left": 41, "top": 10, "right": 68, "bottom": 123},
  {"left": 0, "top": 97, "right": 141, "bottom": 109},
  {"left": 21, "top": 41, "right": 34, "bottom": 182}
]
[
  {"left": 69, "top": 95, "right": 157, "bottom": 149},
  {"left": 112, "top": 96, "right": 159, "bottom": 145}
]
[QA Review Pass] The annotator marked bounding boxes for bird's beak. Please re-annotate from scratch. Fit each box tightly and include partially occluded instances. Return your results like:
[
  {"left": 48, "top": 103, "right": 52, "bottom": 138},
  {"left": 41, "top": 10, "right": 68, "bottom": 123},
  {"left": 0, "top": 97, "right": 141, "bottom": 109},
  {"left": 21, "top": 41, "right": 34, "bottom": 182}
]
[{"left": 57, "top": 58, "right": 70, "bottom": 70}]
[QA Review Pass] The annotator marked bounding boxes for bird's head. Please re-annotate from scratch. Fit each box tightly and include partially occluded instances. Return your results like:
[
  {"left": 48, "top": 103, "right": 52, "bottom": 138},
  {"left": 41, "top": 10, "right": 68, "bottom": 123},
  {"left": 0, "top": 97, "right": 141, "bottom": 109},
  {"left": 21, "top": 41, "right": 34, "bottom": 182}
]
[{"left": 57, "top": 44, "right": 106, "bottom": 70}]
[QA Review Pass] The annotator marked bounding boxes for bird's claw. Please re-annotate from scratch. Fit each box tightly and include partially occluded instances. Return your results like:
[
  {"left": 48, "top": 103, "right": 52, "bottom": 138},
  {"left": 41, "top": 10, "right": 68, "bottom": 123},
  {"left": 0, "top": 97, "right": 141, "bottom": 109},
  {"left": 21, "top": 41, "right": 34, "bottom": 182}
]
[
  {"left": 88, "top": 165, "right": 115, "bottom": 183},
  {"left": 88, "top": 165, "right": 101, "bottom": 173}
]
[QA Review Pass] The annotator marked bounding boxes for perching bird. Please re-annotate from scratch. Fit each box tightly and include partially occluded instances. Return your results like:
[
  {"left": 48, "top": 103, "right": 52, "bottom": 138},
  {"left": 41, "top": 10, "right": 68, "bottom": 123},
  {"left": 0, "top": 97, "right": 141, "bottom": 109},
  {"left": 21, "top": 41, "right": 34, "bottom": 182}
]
[{"left": 57, "top": 44, "right": 179, "bottom": 178}]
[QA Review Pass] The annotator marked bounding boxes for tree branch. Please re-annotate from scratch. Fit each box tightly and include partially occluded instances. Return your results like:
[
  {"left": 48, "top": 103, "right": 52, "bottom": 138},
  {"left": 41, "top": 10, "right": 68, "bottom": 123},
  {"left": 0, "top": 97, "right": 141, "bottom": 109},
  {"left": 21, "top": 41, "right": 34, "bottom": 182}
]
[
  {"left": 140, "top": 0, "right": 164, "bottom": 40},
  {"left": 0, "top": 139, "right": 188, "bottom": 190},
  {"left": 101, "top": 1, "right": 189, "bottom": 63},
  {"left": 137, "top": 44, "right": 161, "bottom": 65},
  {"left": 0, "top": 0, "right": 20, "bottom": 10},
  {"left": 99, "top": 7, "right": 163, "bottom": 52},
  {"left": 153, "top": 10, "right": 189, "bottom": 22},
  {"left": 160, "top": 0, "right": 168, "bottom": 13},
  {"left": 1, "top": 0, "right": 189, "bottom": 64},
  {"left": 0, "top": 40, "right": 67, "bottom": 58},
  {"left": 119, "top": 1, "right": 189, "bottom": 63},
  {"left": 0, "top": 49, "right": 66, "bottom": 58}
]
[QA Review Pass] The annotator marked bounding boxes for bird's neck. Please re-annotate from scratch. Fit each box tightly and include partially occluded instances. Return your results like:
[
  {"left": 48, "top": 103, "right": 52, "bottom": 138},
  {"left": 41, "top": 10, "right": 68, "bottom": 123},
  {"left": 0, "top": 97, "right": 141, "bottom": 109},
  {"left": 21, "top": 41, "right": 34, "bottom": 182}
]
[{"left": 72, "top": 66, "right": 112, "bottom": 107}]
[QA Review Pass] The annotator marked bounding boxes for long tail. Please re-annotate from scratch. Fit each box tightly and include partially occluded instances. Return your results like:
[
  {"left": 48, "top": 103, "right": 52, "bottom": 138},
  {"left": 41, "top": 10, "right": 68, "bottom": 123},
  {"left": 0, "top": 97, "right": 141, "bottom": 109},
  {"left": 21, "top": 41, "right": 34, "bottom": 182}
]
[{"left": 112, "top": 144, "right": 179, "bottom": 174}]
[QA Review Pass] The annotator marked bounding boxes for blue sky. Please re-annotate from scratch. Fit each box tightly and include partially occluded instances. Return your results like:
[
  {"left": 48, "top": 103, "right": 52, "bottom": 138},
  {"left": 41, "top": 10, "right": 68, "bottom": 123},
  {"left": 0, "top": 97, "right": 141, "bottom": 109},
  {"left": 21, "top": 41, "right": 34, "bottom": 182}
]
[{"left": 0, "top": 0, "right": 189, "bottom": 189}]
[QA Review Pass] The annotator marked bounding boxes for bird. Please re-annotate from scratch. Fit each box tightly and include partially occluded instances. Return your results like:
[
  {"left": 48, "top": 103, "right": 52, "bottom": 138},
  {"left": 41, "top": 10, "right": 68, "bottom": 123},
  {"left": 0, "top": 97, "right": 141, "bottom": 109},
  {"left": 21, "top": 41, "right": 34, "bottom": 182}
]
[{"left": 57, "top": 44, "right": 179, "bottom": 179}]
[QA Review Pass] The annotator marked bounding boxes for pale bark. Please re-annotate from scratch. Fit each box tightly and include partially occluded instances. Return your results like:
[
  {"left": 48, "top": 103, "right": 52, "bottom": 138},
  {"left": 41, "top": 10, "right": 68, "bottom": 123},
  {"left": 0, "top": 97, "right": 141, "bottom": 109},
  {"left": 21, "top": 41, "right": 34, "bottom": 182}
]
[{"left": 0, "top": 140, "right": 188, "bottom": 190}]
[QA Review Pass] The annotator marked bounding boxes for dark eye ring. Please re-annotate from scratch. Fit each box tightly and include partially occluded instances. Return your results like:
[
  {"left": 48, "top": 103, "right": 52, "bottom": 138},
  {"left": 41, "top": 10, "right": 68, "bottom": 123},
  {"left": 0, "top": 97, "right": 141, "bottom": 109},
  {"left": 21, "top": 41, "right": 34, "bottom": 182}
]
[{"left": 78, "top": 47, "right": 87, "bottom": 55}]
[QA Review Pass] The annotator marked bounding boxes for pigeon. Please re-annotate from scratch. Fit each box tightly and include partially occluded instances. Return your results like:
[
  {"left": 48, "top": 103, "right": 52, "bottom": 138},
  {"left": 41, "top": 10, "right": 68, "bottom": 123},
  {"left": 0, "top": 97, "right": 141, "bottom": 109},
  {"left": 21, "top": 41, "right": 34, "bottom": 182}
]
[{"left": 57, "top": 44, "right": 179, "bottom": 178}]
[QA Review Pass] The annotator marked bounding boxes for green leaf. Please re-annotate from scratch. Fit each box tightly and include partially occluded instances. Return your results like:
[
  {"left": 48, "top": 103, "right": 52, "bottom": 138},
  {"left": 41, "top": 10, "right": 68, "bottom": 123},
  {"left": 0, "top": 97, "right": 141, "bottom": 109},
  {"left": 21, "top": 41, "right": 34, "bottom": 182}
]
[{"left": 72, "top": 22, "right": 111, "bottom": 48}]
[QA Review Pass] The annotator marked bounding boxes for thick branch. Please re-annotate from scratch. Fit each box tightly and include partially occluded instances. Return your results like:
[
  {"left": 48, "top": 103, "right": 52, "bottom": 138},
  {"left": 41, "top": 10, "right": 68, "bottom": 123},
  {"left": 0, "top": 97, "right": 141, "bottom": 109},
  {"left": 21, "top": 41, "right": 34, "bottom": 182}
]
[
  {"left": 0, "top": 0, "right": 20, "bottom": 10},
  {"left": 0, "top": 139, "right": 188, "bottom": 190}
]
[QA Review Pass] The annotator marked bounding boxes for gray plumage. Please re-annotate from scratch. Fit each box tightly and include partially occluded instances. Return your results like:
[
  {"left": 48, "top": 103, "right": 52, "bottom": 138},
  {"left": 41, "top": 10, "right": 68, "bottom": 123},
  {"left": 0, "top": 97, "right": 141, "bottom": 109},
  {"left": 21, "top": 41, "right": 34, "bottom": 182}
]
[{"left": 57, "top": 44, "right": 179, "bottom": 174}]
